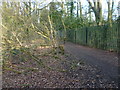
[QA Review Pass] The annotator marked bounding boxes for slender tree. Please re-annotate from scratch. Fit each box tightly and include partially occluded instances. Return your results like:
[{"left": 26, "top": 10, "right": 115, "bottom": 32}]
[
  {"left": 70, "top": 0, "right": 74, "bottom": 17},
  {"left": 79, "top": 0, "right": 83, "bottom": 19},
  {"left": 107, "top": 0, "right": 114, "bottom": 26}
]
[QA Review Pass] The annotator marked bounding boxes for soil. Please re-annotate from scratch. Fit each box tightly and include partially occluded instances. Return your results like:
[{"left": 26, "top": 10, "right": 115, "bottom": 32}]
[{"left": 2, "top": 44, "right": 118, "bottom": 89}]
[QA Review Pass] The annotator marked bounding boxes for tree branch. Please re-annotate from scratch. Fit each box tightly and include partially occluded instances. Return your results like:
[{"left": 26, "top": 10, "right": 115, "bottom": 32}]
[{"left": 87, "top": 0, "right": 97, "bottom": 15}]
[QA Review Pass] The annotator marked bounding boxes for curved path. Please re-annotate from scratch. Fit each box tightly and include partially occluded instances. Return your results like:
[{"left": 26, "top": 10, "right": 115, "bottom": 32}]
[{"left": 65, "top": 42, "right": 118, "bottom": 82}]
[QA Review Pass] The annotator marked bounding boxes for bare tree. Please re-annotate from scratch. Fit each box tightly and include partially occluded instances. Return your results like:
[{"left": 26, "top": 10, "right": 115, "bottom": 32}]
[
  {"left": 79, "top": 0, "right": 83, "bottom": 19},
  {"left": 87, "top": 0, "right": 102, "bottom": 25},
  {"left": 118, "top": 1, "right": 120, "bottom": 16},
  {"left": 107, "top": 0, "right": 114, "bottom": 26}
]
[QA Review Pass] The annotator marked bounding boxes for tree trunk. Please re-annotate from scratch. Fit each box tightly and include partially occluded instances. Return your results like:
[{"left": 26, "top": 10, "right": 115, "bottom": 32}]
[
  {"left": 70, "top": 0, "right": 74, "bottom": 17},
  {"left": 77, "top": 2, "right": 79, "bottom": 17},
  {"left": 107, "top": 0, "right": 114, "bottom": 27},
  {"left": 79, "top": 1, "right": 82, "bottom": 19},
  {"left": 87, "top": 0, "right": 102, "bottom": 25}
]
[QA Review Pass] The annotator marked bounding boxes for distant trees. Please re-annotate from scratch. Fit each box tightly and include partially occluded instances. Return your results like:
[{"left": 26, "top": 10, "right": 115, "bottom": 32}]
[{"left": 86, "top": 0, "right": 116, "bottom": 26}]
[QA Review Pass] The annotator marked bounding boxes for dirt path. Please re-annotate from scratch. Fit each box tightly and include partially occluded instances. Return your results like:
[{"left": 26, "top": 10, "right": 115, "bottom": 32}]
[{"left": 64, "top": 42, "right": 118, "bottom": 82}]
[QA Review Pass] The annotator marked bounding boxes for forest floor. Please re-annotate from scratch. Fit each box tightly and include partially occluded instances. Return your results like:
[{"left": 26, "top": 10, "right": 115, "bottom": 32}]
[{"left": 2, "top": 43, "right": 118, "bottom": 88}]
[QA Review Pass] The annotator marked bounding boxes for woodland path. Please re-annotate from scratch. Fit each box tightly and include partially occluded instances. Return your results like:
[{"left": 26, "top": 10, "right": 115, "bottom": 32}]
[{"left": 64, "top": 42, "right": 118, "bottom": 83}]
